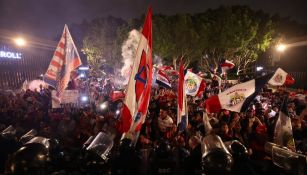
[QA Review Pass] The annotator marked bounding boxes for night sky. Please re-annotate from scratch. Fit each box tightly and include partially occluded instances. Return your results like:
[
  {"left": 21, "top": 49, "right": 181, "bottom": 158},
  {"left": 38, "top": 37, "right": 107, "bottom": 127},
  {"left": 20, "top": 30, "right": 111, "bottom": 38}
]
[{"left": 0, "top": 0, "right": 307, "bottom": 40}]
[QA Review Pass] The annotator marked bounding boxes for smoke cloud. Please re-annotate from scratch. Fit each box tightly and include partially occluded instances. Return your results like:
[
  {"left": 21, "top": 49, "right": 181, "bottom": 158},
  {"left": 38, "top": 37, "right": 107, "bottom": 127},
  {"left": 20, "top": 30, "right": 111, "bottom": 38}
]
[
  {"left": 120, "top": 29, "right": 141, "bottom": 83},
  {"left": 120, "top": 29, "right": 165, "bottom": 85}
]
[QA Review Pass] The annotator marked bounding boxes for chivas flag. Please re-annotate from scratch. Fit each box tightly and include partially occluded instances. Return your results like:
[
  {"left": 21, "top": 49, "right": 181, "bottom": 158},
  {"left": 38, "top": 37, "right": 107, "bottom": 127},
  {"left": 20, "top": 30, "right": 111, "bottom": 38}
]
[
  {"left": 274, "top": 96, "right": 296, "bottom": 151},
  {"left": 268, "top": 68, "right": 295, "bottom": 86},
  {"left": 156, "top": 69, "right": 172, "bottom": 88},
  {"left": 205, "top": 75, "right": 271, "bottom": 113},
  {"left": 177, "top": 60, "right": 188, "bottom": 130},
  {"left": 44, "top": 25, "right": 82, "bottom": 100},
  {"left": 184, "top": 71, "right": 206, "bottom": 97},
  {"left": 220, "top": 59, "right": 235, "bottom": 74},
  {"left": 118, "top": 7, "right": 152, "bottom": 134}
]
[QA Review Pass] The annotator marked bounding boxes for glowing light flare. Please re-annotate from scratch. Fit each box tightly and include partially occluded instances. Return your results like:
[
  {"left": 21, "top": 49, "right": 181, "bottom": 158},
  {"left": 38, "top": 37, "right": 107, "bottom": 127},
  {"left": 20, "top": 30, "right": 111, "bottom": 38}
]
[
  {"left": 116, "top": 110, "right": 120, "bottom": 115},
  {"left": 14, "top": 37, "right": 26, "bottom": 46},
  {"left": 276, "top": 44, "right": 286, "bottom": 52},
  {"left": 81, "top": 96, "right": 88, "bottom": 102},
  {"left": 100, "top": 102, "right": 108, "bottom": 110}
]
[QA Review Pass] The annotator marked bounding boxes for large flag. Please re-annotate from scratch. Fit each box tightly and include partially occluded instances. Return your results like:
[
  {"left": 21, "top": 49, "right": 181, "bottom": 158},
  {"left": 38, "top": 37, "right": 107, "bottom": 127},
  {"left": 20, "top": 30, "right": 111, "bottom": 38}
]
[
  {"left": 44, "top": 25, "right": 82, "bottom": 100},
  {"left": 220, "top": 59, "right": 235, "bottom": 74},
  {"left": 118, "top": 7, "right": 152, "bottom": 134},
  {"left": 205, "top": 75, "right": 271, "bottom": 113},
  {"left": 268, "top": 68, "right": 295, "bottom": 86},
  {"left": 274, "top": 96, "right": 296, "bottom": 151},
  {"left": 156, "top": 69, "right": 172, "bottom": 88},
  {"left": 177, "top": 60, "right": 188, "bottom": 130},
  {"left": 184, "top": 70, "right": 206, "bottom": 97}
]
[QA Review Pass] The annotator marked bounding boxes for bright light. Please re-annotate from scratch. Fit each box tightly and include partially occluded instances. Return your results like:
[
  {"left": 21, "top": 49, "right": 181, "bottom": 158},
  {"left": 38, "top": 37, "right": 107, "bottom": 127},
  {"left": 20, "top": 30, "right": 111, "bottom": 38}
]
[
  {"left": 256, "top": 66, "right": 264, "bottom": 71},
  {"left": 40, "top": 74, "right": 44, "bottom": 77},
  {"left": 80, "top": 73, "right": 85, "bottom": 78},
  {"left": 116, "top": 110, "right": 120, "bottom": 115},
  {"left": 81, "top": 96, "right": 88, "bottom": 102},
  {"left": 79, "top": 66, "right": 89, "bottom": 71},
  {"left": 14, "top": 37, "right": 26, "bottom": 46},
  {"left": 100, "top": 102, "right": 108, "bottom": 110},
  {"left": 276, "top": 44, "right": 286, "bottom": 52}
]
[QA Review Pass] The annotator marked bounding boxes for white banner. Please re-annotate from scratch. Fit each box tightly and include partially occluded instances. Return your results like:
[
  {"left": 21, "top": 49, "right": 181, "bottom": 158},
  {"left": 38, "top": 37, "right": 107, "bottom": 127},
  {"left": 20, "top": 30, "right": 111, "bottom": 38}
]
[{"left": 52, "top": 90, "right": 79, "bottom": 108}]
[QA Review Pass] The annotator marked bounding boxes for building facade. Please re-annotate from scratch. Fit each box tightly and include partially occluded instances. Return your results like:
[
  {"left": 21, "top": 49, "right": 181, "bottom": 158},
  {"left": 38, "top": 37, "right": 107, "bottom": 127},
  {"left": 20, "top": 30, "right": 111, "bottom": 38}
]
[{"left": 0, "top": 45, "right": 51, "bottom": 89}]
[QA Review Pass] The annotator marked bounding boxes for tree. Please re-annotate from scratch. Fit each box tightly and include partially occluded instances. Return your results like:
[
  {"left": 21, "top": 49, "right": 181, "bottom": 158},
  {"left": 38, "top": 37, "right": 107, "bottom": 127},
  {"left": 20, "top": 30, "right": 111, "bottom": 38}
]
[
  {"left": 196, "top": 6, "right": 275, "bottom": 75},
  {"left": 118, "top": 6, "right": 276, "bottom": 74},
  {"left": 82, "top": 16, "right": 126, "bottom": 76}
]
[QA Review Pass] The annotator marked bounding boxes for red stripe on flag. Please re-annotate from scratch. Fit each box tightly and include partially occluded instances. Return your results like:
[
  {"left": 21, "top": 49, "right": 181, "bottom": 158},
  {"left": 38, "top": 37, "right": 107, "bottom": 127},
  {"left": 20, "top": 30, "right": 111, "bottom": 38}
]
[
  {"left": 58, "top": 42, "right": 65, "bottom": 49},
  {"left": 72, "top": 57, "right": 82, "bottom": 69},
  {"left": 196, "top": 80, "right": 206, "bottom": 97},
  {"left": 55, "top": 51, "right": 65, "bottom": 60},
  {"left": 142, "top": 6, "right": 152, "bottom": 49},
  {"left": 178, "top": 60, "right": 184, "bottom": 111},
  {"left": 221, "top": 62, "right": 234, "bottom": 68},
  {"left": 205, "top": 95, "right": 222, "bottom": 113},
  {"left": 51, "top": 60, "right": 62, "bottom": 68},
  {"left": 118, "top": 104, "right": 133, "bottom": 133},
  {"left": 285, "top": 74, "right": 295, "bottom": 86}
]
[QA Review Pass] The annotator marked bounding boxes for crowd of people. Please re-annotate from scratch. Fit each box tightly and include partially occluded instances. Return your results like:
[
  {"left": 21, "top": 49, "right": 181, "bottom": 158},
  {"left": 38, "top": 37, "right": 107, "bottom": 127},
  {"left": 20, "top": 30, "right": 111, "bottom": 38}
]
[{"left": 0, "top": 75, "right": 306, "bottom": 174}]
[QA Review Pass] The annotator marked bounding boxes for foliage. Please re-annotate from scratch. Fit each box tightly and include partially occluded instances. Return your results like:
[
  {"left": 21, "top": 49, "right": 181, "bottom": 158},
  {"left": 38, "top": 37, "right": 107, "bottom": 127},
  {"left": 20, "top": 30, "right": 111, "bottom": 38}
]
[
  {"left": 83, "top": 6, "right": 276, "bottom": 75},
  {"left": 82, "top": 16, "right": 126, "bottom": 75},
  {"left": 117, "top": 6, "right": 276, "bottom": 74}
]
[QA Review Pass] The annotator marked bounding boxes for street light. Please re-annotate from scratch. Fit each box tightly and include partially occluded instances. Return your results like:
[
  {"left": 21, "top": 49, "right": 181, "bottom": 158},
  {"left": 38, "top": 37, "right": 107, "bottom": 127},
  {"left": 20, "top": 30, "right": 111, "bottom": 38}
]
[
  {"left": 276, "top": 43, "right": 286, "bottom": 52},
  {"left": 14, "top": 37, "right": 26, "bottom": 47}
]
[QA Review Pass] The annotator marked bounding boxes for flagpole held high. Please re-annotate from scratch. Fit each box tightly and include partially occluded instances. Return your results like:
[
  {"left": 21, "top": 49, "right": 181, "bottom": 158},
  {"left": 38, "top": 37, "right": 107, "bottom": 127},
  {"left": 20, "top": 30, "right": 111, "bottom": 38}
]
[
  {"left": 118, "top": 6, "right": 153, "bottom": 141},
  {"left": 44, "top": 25, "right": 82, "bottom": 101}
]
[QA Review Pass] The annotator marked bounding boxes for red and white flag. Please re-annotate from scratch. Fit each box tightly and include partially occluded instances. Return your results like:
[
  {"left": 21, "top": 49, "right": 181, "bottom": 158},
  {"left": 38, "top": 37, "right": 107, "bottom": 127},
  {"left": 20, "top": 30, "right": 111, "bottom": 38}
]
[
  {"left": 177, "top": 60, "right": 188, "bottom": 130},
  {"left": 205, "top": 75, "right": 271, "bottom": 113},
  {"left": 220, "top": 59, "right": 235, "bottom": 74},
  {"left": 118, "top": 7, "right": 152, "bottom": 135},
  {"left": 268, "top": 68, "right": 295, "bottom": 86},
  {"left": 156, "top": 69, "right": 172, "bottom": 88},
  {"left": 184, "top": 70, "right": 206, "bottom": 97},
  {"left": 44, "top": 25, "right": 82, "bottom": 100},
  {"left": 158, "top": 65, "right": 178, "bottom": 76}
]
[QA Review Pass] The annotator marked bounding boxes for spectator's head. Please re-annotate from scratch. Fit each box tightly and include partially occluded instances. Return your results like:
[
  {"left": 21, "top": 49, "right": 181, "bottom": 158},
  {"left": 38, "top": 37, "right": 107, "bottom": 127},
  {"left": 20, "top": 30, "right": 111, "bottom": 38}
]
[
  {"left": 246, "top": 108, "right": 255, "bottom": 118},
  {"left": 188, "top": 136, "right": 201, "bottom": 149},
  {"left": 220, "top": 122, "right": 229, "bottom": 135},
  {"left": 159, "top": 109, "right": 168, "bottom": 119},
  {"left": 292, "top": 118, "right": 302, "bottom": 130}
]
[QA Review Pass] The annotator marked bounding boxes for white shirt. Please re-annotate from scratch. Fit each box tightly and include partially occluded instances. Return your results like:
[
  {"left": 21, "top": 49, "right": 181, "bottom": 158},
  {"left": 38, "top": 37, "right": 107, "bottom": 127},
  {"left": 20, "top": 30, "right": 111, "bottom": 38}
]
[{"left": 158, "top": 115, "right": 173, "bottom": 132}]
